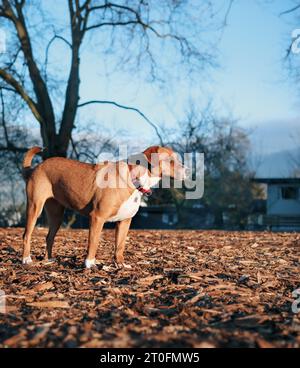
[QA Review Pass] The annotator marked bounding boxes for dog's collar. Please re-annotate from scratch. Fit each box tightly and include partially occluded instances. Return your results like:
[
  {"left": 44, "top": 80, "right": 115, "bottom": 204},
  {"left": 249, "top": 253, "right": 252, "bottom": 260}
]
[
  {"left": 128, "top": 153, "right": 153, "bottom": 196},
  {"left": 132, "top": 179, "right": 152, "bottom": 196}
]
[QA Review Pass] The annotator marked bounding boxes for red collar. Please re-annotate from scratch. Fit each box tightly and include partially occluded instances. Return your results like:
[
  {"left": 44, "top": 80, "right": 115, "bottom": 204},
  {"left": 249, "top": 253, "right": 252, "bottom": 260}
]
[
  {"left": 137, "top": 187, "right": 152, "bottom": 196},
  {"left": 132, "top": 179, "right": 152, "bottom": 196}
]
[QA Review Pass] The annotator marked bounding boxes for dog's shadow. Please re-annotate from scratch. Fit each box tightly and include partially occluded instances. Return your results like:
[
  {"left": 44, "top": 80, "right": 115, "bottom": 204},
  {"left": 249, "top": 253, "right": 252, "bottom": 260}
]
[{"left": 35, "top": 254, "right": 80, "bottom": 270}]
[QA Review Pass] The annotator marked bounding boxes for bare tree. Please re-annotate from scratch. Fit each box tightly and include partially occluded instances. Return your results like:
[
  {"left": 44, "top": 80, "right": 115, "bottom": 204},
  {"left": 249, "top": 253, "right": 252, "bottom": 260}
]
[
  {"left": 279, "top": 3, "right": 300, "bottom": 97},
  {"left": 0, "top": 0, "right": 233, "bottom": 158},
  {"left": 278, "top": 3, "right": 300, "bottom": 176}
]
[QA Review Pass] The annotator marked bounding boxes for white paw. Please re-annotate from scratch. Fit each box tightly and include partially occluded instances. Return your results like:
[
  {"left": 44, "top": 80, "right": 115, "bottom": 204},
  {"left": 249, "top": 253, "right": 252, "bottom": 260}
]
[
  {"left": 85, "top": 258, "right": 96, "bottom": 269},
  {"left": 22, "top": 256, "right": 33, "bottom": 265}
]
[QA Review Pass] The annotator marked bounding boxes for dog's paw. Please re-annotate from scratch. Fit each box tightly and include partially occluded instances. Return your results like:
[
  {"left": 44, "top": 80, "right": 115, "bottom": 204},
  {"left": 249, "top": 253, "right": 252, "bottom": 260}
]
[
  {"left": 85, "top": 258, "right": 96, "bottom": 269},
  {"left": 22, "top": 256, "right": 33, "bottom": 265}
]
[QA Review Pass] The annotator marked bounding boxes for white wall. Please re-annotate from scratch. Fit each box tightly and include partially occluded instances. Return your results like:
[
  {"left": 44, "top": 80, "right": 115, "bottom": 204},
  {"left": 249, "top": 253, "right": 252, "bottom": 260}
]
[{"left": 267, "top": 184, "right": 300, "bottom": 216}]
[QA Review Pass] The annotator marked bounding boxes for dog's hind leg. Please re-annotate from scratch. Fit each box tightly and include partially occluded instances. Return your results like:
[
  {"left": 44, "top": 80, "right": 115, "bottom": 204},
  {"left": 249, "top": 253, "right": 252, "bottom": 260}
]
[
  {"left": 85, "top": 213, "right": 105, "bottom": 268},
  {"left": 114, "top": 218, "right": 132, "bottom": 269},
  {"left": 22, "top": 177, "right": 51, "bottom": 265},
  {"left": 44, "top": 199, "right": 65, "bottom": 261},
  {"left": 22, "top": 198, "right": 46, "bottom": 265}
]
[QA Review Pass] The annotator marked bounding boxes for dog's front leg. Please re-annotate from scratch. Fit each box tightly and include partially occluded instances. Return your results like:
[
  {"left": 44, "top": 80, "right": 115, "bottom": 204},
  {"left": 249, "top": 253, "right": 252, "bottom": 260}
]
[
  {"left": 85, "top": 213, "right": 105, "bottom": 269},
  {"left": 114, "top": 218, "right": 132, "bottom": 269}
]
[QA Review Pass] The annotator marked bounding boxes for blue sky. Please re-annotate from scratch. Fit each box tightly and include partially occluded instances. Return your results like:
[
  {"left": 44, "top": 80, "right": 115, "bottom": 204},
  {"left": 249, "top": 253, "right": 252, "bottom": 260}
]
[
  {"left": 74, "top": 0, "right": 300, "bottom": 156},
  {"left": 2, "top": 0, "right": 300, "bottom": 158},
  {"left": 211, "top": 0, "right": 300, "bottom": 154}
]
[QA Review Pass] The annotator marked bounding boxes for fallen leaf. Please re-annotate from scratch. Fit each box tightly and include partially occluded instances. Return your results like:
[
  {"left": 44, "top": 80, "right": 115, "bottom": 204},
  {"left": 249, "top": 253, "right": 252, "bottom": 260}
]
[
  {"left": 34, "top": 282, "right": 54, "bottom": 292},
  {"left": 27, "top": 301, "right": 70, "bottom": 309},
  {"left": 137, "top": 275, "right": 164, "bottom": 285},
  {"left": 257, "top": 338, "right": 275, "bottom": 348}
]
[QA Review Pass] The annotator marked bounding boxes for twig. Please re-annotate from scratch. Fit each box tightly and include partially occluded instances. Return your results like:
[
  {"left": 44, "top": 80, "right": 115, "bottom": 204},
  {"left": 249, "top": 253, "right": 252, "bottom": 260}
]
[{"left": 77, "top": 99, "right": 164, "bottom": 145}]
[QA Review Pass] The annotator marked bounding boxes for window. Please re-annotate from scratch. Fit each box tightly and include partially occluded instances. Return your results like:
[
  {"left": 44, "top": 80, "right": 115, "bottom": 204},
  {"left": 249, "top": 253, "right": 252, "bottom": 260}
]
[
  {"left": 162, "top": 213, "right": 178, "bottom": 225},
  {"left": 281, "top": 187, "right": 299, "bottom": 200},
  {"left": 162, "top": 214, "right": 169, "bottom": 224}
]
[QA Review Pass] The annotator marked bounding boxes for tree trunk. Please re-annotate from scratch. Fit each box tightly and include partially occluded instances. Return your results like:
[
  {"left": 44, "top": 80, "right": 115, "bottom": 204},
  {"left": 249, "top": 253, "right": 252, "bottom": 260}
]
[{"left": 39, "top": 119, "right": 68, "bottom": 159}]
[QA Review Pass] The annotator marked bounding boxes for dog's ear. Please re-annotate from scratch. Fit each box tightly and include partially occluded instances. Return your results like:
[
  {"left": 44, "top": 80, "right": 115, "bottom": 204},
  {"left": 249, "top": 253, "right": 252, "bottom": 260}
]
[
  {"left": 143, "top": 146, "right": 161, "bottom": 164},
  {"left": 144, "top": 146, "right": 176, "bottom": 162}
]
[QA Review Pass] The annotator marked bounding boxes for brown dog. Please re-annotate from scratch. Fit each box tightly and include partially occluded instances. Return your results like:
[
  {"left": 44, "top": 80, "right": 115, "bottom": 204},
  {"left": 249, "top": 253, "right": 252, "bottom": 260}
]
[{"left": 21, "top": 146, "right": 187, "bottom": 268}]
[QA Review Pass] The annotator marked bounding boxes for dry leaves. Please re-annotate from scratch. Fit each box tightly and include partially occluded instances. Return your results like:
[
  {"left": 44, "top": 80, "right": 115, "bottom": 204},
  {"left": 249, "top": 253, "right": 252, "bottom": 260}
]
[
  {"left": 27, "top": 301, "right": 70, "bottom": 309},
  {"left": 0, "top": 227, "right": 299, "bottom": 348}
]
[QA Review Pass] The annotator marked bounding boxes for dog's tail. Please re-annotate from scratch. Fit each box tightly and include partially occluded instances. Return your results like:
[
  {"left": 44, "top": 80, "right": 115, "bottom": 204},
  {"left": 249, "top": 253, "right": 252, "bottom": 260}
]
[{"left": 22, "top": 146, "right": 42, "bottom": 180}]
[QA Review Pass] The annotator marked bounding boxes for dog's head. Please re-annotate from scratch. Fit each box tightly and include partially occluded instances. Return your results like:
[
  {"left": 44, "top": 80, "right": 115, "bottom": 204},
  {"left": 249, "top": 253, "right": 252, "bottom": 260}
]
[{"left": 142, "top": 146, "right": 188, "bottom": 181}]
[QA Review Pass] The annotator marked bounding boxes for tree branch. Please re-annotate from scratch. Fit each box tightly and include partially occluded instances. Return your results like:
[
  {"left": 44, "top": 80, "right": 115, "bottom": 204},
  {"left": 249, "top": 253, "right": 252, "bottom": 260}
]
[
  {"left": 0, "top": 145, "right": 28, "bottom": 153},
  {"left": 0, "top": 87, "right": 28, "bottom": 154},
  {"left": 70, "top": 134, "right": 80, "bottom": 160},
  {"left": 4, "top": 46, "right": 22, "bottom": 70},
  {"left": 43, "top": 34, "right": 72, "bottom": 82},
  {"left": 58, "top": 0, "right": 85, "bottom": 155},
  {"left": 84, "top": 1, "right": 201, "bottom": 63},
  {"left": 77, "top": 99, "right": 164, "bottom": 145},
  {"left": 85, "top": 20, "right": 138, "bottom": 31},
  {"left": 2, "top": 0, "right": 56, "bottom": 126},
  {"left": 0, "top": 88, "right": 10, "bottom": 146},
  {"left": 0, "top": 69, "right": 43, "bottom": 123},
  {"left": 280, "top": 4, "right": 300, "bottom": 16}
]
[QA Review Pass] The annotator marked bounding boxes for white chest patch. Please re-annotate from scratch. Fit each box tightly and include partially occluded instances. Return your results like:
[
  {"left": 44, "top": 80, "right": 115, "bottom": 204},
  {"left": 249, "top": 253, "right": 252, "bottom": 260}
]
[{"left": 107, "top": 190, "right": 143, "bottom": 222}]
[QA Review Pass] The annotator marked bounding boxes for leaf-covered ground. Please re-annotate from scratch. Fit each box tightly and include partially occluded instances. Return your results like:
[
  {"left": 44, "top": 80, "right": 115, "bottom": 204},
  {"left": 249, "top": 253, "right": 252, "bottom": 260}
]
[{"left": 0, "top": 227, "right": 299, "bottom": 348}]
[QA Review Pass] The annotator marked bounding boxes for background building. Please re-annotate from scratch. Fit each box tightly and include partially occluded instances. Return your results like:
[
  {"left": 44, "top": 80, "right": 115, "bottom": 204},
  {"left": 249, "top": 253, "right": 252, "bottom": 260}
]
[{"left": 253, "top": 178, "right": 300, "bottom": 231}]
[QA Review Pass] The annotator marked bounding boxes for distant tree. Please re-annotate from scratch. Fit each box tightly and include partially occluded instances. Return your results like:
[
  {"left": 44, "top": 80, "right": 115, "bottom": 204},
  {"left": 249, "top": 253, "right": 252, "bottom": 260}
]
[
  {"left": 279, "top": 3, "right": 300, "bottom": 175},
  {"left": 148, "top": 105, "right": 261, "bottom": 228}
]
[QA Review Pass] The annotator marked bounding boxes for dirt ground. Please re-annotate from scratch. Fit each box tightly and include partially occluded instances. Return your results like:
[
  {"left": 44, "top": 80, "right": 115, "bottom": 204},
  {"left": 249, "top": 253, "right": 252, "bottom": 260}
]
[{"left": 0, "top": 227, "right": 299, "bottom": 348}]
